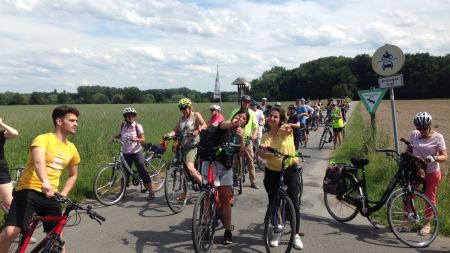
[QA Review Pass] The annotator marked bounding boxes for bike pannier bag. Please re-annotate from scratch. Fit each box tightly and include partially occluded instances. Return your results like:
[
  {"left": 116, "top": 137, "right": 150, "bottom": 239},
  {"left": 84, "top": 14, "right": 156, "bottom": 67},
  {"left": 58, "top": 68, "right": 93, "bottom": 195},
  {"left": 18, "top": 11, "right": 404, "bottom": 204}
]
[{"left": 322, "top": 165, "right": 346, "bottom": 195}]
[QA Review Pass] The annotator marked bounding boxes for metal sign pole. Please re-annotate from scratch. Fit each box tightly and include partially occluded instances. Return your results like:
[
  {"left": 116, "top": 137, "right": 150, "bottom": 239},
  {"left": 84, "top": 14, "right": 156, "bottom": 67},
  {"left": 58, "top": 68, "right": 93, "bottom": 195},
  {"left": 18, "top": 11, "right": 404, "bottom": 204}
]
[{"left": 390, "top": 88, "right": 400, "bottom": 153}]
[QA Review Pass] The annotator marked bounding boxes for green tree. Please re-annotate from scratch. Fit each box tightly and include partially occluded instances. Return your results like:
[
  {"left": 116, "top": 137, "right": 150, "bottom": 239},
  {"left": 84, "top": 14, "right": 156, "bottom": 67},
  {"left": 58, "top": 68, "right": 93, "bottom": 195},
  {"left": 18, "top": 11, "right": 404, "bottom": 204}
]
[
  {"left": 29, "top": 92, "right": 46, "bottom": 104},
  {"left": 92, "top": 93, "right": 110, "bottom": 104}
]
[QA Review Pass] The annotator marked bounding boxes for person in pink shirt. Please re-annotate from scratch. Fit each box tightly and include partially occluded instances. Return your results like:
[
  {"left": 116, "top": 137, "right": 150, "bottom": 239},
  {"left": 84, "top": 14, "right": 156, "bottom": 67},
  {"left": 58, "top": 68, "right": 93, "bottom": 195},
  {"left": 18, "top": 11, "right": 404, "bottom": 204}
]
[
  {"left": 409, "top": 112, "right": 447, "bottom": 236},
  {"left": 113, "top": 107, "right": 154, "bottom": 200},
  {"left": 207, "top": 104, "right": 224, "bottom": 126}
]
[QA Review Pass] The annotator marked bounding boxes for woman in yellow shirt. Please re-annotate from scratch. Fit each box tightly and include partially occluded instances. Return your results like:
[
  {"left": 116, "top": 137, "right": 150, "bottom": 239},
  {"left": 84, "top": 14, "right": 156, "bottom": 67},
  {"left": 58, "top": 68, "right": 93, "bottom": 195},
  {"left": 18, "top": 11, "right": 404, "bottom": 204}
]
[{"left": 258, "top": 107, "right": 303, "bottom": 250}]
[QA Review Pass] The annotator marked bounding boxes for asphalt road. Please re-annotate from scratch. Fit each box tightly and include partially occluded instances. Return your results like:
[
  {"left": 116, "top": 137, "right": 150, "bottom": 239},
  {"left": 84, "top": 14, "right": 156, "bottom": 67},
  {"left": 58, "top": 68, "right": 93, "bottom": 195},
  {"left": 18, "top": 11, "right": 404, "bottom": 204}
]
[{"left": 59, "top": 102, "right": 449, "bottom": 253}]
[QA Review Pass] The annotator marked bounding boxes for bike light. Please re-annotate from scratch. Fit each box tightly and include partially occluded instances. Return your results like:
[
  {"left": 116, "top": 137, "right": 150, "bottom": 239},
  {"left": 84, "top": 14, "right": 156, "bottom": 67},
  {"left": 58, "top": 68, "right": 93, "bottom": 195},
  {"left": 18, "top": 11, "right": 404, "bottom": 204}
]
[{"left": 208, "top": 163, "right": 214, "bottom": 185}]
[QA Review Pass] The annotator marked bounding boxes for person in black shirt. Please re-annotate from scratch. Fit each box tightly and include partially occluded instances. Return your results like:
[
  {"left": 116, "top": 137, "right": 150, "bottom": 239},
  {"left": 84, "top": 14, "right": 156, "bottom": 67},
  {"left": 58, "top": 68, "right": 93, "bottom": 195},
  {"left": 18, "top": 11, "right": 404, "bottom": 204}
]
[{"left": 0, "top": 118, "right": 19, "bottom": 212}]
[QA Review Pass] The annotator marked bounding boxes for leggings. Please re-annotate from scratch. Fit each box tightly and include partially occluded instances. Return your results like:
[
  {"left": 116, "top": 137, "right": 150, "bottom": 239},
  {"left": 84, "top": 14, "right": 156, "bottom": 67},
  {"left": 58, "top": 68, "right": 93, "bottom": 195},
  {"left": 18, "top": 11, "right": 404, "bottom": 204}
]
[
  {"left": 123, "top": 150, "right": 151, "bottom": 184},
  {"left": 263, "top": 166, "right": 300, "bottom": 234}
]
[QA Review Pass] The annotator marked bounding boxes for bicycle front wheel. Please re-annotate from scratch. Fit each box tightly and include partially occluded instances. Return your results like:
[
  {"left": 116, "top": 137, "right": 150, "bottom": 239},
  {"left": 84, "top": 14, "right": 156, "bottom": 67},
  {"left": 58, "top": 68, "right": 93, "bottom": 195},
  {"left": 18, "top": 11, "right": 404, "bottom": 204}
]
[
  {"left": 263, "top": 194, "right": 296, "bottom": 253},
  {"left": 93, "top": 164, "right": 126, "bottom": 206},
  {"left": 145, "top": 154, "right": 167, "bottom": 192},
  {"left": 323, "top": 173, "right": 360, "bottom": 222},
  {"left": 164, "top": 165, "right": 188, "bottom": 213},
  {"left": 387, "top": 190, "right": 439, "bottom": 248},
  {"left": 192, "top": 191, "right": 216, "bottom": 253}
]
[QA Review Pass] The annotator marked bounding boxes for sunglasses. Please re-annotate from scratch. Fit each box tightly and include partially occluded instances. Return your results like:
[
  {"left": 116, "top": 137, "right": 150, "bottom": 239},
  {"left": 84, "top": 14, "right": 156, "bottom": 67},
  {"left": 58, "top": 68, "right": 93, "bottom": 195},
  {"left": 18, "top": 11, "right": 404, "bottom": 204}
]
[
  {"left": 416, "top": 127, "right": 429, "bottom": 131},
  {"left": 179, "top": 106, "right": 188, "bottom": 111}
]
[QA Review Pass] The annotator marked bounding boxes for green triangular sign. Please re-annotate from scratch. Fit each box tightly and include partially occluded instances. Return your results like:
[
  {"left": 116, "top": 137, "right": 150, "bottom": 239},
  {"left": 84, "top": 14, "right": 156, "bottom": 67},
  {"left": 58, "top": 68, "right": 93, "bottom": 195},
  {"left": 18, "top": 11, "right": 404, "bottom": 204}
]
[{"left": 358, "top": 89, "right": 387, "bottom": 114}]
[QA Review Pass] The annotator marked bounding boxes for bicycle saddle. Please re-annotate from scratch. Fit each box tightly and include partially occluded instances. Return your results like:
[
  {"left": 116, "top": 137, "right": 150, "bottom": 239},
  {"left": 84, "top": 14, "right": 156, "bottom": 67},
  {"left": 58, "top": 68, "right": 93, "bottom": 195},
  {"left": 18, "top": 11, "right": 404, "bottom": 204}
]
[{"left": 350, "top": 157, "right": 369, "bottom": 167}]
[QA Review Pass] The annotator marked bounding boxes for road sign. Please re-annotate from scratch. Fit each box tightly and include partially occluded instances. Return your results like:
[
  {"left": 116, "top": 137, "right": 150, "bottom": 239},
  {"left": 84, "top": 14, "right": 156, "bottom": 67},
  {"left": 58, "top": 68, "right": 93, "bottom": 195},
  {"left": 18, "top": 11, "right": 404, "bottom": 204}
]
[
  {"left": 378, "top": 74, "right": 404, "bottom": 89},
  {"left": 371, "top": 44, "right": 405, "bottom": 76},
  {"left": 358, "top": 89, "right": 387, "bottom": 114}
]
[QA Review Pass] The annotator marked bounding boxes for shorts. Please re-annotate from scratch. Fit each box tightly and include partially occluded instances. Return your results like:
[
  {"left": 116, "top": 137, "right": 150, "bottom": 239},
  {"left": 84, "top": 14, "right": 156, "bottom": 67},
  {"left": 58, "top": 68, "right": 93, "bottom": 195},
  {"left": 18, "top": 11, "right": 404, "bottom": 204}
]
[
  {"left": 183, "top": 148, "right": 198, "bottom": 163},
  {"left": 201, "top": 161, "right": 233, "bottom": 186},
  {"left": 0, "top": 161, "right": 11, "bottom": 184},
  {"left": 300, "top": 123, "right": 309, "bottom": 134},
  {"left": 6, "top": 189, "right": 62, "bottom": 232},
  {"left": 333, "top": 127, "right": 343, "bottom": 133}
]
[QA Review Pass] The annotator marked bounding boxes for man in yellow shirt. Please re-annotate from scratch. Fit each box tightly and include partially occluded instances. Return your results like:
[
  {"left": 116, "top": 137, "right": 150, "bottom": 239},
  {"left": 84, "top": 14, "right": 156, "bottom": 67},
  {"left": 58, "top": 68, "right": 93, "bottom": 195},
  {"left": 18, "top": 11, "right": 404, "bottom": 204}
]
[{"left": 0, "top": 105, "right": 81, "bottom": 253}]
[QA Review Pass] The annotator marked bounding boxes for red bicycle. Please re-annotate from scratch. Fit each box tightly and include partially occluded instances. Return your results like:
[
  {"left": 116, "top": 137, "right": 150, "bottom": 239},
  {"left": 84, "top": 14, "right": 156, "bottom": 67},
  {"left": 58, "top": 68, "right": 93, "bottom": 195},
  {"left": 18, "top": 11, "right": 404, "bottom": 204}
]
[{"left": 8, "top": 193, "right": 105, "bottom": 253}]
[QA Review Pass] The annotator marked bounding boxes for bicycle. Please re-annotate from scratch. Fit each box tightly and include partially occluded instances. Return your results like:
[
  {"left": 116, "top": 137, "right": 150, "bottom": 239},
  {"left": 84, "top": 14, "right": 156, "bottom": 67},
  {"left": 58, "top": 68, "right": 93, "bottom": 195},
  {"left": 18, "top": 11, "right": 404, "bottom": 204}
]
[
  {"left": 163, "top": 134, "right": 202, "bottom": 214},
  {"left": 93, "top": 138, "right": 167, "bottom": 206},
  {"left": 323, "top": 138, "right": 439, "bottom": 248},
  {"left": 192, "top": 142, "right": 240, "bottom": 253},
  {"left": 263, "top": 147, "right": 310, "bottom": 253},
  {"left": 318, "top": 122, "right": 333, "bottom": 150},
  {"left": 7, "top": 193, "right": 105, "bottom": 253}
]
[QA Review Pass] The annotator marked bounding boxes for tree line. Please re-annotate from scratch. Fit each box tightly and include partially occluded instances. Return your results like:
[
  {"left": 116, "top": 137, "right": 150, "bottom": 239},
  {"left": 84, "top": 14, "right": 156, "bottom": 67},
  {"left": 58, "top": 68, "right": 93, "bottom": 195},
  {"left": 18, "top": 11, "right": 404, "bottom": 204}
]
[{"left": 1, "top": 52, "right": 449, "bottom": 105}]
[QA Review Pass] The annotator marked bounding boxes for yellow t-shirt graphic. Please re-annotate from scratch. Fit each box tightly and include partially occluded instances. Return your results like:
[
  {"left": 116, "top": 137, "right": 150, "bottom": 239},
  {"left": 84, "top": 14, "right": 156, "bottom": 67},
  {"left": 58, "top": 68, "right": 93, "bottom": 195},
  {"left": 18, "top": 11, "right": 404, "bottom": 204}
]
[{"left": 16, "top": 133, "right": 80, "bottom": 192}]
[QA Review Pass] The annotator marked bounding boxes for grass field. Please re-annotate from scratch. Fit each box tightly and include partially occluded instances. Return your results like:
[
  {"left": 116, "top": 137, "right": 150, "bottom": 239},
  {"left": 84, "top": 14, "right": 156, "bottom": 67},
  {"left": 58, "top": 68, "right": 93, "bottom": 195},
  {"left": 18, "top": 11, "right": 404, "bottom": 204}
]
[{"left": 0, "top": 102, "right": 241, "bottom": 201}]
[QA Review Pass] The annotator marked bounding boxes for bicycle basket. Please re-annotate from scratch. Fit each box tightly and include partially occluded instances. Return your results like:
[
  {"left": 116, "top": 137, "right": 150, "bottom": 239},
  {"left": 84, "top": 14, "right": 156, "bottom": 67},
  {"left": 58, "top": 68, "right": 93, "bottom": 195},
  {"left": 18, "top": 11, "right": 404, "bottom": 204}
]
[
  {"left": 399, "top": 153, "right": 426, "bottom": 183},
  {"left": 323, "top": 165, "right": 346, "bottom": 195}
]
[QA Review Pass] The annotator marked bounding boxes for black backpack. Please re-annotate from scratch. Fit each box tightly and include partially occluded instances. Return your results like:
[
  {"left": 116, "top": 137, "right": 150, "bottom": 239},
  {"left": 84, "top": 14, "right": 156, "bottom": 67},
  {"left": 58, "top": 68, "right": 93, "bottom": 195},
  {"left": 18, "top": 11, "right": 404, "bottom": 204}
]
[{"left": 197, "top": 125, "right": 235, "bottom": 168}]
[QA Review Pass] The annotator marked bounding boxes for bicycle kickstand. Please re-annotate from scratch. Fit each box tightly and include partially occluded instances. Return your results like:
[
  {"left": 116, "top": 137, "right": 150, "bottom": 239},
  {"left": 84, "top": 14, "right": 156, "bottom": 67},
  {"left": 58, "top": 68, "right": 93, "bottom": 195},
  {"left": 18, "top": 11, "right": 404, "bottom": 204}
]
[{"left": 367, "top": 216, "right": 379, "bottom": 229}]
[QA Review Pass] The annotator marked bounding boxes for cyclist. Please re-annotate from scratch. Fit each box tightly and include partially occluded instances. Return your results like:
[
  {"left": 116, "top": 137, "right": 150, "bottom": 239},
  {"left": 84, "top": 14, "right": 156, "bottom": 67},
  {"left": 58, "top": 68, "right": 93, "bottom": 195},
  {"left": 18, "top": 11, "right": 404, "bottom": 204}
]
[
  {"left": 112, "top": 107, "right": 154, "bottom": 200},
  {"left": 260, "top": 97, "right": 268, "bottom": 113},
  {"left": 401, "top": 112, "right": 447, "bottom": 236},
  {"left": 207, "top": 104, "right": 224, "bottom": 127},
  {"left": 0, "top": 118, "right": 19, "bottom": 211},
  {"left": 250, "top": 101, "right": 265, "bottom": 153},
  {"left": 258, "top": 107, "right": 303, "bottom": 250},
  {"left": 229, "top": 95, "right": 259, "bottom": 189},
  {"left": 287, "top": 105, "right": 301, "bottom": 151},
  {"left": 165, "top": 98, "right": 206, "bottom": 185},
  {"left": 296, "top": 98, "right": 313, "bottom": 147},
  {"left": 0, "top": 105, "right": 80, "bottom": 253},
  {"left": 330, "top": 101, "right": 344, "bottom": 149},
  {"left": 199, "top": 109, "right": 248, "bottom": 245}
]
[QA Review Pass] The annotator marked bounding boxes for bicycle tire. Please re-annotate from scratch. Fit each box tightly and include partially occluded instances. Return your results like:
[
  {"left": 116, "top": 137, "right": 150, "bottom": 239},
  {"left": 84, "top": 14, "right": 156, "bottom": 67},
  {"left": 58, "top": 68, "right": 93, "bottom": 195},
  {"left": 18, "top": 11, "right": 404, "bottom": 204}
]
[
  {"left": 255, "top": 153, "right": 266, "bottom": 172},
  {"left": 145, "top": 154, "right": 167, "bottom": 192},
  {"left": 298, "top": 169, "right": 303, "bottom": 206},
  {"left": 192, "top": 191, "right": 216, "bottom": 253},
  {"left": 164, "top": 164, "right": 188, "bottom": 213},
  {"left": 263, "top": 194, "right": 296, "bottom": 253},
  {"left": 318, "top": 128, "right": 329, "bottom": 150},
  {"left": 387, "top": 190, "right": 439, "bottom": 248},
  {"left": 93, "top": 164, "right": 127, "bottom": 206},
  {"left": 323, "top": 172, "right": 360, "bottom": 222}
]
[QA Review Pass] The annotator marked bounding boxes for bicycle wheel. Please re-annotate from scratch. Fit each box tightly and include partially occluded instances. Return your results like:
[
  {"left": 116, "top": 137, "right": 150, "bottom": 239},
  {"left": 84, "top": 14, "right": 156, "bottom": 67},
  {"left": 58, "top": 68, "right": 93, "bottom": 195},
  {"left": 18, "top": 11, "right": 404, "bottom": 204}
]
[
  {"left": 145, "top": 154, "right": 167, "bottom": 192},
  {"left": 192, "top": 191, "right": 216, "bottom": 253},
  {"left": 164, "top": 165, "right": 188, "bottom": 213},
  {"left": 323, "top": 173, "right": 360, "bottom": 222},
  {"left": 298, "top": 169, "right": 303, "bottom": 206},
  {"left": 93, "top": 164, "right": 127, "bottom": 206},
  {"left": 39, "top": 238, "right": 63, "bottom": 253},
  {"left": 387, "top": 190, "right": 439, "bottom": 248},
  {"left": 255, "top": 153, "right": 266, "bottom": 172},
  {"left": 318, "top": 128, "right": 329, "bottom": 150},
  {"left": 263, "top": 194, "right": 296, "bottom": 253}
]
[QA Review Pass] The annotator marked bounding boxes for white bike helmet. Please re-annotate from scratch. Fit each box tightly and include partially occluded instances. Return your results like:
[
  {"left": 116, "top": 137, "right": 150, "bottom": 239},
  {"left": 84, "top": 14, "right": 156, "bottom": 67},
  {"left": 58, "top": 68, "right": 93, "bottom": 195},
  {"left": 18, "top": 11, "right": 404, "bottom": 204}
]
[
  {"left": 414, "top": 112, "right": 432, "bottom": 129},
  {"left": 122, "top": 107, "right": 137, "bottom": 116},
  {"left": 209, "top": 104, "right": 221, "bottom": 111}
]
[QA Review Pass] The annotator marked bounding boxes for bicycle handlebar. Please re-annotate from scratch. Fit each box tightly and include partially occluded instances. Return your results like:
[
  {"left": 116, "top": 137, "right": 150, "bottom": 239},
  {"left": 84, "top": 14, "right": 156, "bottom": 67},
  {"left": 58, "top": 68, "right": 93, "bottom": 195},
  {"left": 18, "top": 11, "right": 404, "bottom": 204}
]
[
  {"left": 266, "top": 147, "right": 311, "bottom": 159},
  {"left": 54, "top": 193, "right": 106, "bottom": 224}
]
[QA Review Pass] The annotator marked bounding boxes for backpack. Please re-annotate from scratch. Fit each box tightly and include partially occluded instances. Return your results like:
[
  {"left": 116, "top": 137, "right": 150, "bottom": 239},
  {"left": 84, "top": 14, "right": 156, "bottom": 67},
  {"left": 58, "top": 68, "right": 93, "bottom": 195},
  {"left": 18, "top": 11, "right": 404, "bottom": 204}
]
[
  {"left": 197, "top": 125, "right": 233, "bottom": 168},
  {"left": 322, "top": 164, "right": 346, "bottom": 195}
]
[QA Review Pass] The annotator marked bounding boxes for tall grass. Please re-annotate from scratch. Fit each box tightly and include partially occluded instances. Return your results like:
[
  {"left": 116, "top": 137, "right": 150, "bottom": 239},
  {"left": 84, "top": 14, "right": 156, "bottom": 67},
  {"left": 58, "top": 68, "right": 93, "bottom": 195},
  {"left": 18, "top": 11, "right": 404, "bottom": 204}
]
[{"left": 332, "top": 103, "right": 450, "bottom": 235}]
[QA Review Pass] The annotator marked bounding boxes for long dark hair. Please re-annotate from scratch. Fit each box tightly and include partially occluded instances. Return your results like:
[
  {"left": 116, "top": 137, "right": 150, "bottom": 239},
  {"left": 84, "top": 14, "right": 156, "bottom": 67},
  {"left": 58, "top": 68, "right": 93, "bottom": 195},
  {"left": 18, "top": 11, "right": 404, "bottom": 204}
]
[
  {"left": 231, "top": 108, "right": 250, "bottom": 126},
  {"left": 269, "top": 107, "right": 287, "bottom": 127}
]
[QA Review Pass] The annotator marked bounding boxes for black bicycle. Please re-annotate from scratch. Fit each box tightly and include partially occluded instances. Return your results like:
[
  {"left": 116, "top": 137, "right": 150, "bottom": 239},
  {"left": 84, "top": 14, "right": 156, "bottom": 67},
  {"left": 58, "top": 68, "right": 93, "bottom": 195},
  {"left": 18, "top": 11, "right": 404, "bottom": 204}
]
[
  {"left": 318, "top": 122, "right": 333, "bottom": 150},
  {"left": 263, "top": 147, "right": 310, "bottom": 253},
  {"left": 323, "top": 138, "right": 439, "bottom": 248}
]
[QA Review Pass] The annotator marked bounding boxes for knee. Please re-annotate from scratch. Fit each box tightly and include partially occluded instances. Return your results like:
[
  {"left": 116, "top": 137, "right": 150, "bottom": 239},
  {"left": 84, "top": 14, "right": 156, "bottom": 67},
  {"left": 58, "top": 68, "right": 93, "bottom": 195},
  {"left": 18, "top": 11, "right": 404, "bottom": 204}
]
[{"left": 1, "top": 226, "right": 21, "bottom": 242}]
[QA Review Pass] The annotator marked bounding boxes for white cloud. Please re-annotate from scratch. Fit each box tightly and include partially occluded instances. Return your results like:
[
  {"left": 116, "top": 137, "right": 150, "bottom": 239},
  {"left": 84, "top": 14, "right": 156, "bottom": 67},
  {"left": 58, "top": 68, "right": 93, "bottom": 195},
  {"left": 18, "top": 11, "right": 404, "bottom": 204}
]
[{"left": 0, "top": 0, "right": 450, "bottom": 93}]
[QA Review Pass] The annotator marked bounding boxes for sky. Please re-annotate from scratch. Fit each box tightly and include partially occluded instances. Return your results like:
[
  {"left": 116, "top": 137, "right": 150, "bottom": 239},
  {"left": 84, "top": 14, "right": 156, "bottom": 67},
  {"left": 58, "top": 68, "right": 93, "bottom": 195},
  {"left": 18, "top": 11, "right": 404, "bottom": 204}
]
[{"left": 1, "top": 0, "right": 450, "bottom": 93}]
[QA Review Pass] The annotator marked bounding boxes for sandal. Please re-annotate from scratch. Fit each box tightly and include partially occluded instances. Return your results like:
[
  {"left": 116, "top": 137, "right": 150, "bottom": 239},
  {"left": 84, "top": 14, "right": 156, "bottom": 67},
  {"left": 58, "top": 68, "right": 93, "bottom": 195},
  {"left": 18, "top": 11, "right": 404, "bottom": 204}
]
[
  {"left": 419, "top": 224, "right": 431, "bottom": 236},
  {"left": 147, "top": 192, "right": 155, "bottom": 201},
  {"left": 396, "top": 222, "right": 411, "bottom": 233}
]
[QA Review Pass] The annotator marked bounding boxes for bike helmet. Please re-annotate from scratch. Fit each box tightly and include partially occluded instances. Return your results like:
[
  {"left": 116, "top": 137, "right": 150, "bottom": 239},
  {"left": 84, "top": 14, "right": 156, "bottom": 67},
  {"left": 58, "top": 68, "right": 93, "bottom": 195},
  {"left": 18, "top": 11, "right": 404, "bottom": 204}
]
[
  {"left": 178, "top": 98, "right": 192, "bottom": 109},
  {"left": 261, "top": 97, "right": 268, "bottom": 101},
  {"left": 414, "top": 112, "right": 432, "bottom": 129},
  {"left": 274, "top": 102, "right": 281, "bottom": 107},
  {"left": 209, "top": 104, "right": 221, "bottom": 111},
  {"left": 240, "top": 95, "right": 251, "bottom": 102},
  {"left": 122, "top": 107, "right": 137, "bottom": 116},
  {"left": 288, "top": 104, "right": 296, "bottom": 110}
]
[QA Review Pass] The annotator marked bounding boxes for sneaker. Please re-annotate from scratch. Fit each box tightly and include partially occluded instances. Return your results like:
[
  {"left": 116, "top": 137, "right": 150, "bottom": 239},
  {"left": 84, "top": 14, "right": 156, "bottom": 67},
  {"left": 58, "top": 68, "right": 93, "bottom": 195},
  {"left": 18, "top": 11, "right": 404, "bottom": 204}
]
[
  {"left": 270, "top": 225, "right": 283, "bottom": 247},
  {"left": 29, "top": 236, "right": 37, "bottom": 244},
  {"left": 293, "top": 234, "right": 303, "bottom": 250},
  {"left": 223, "top": 230, "right": 233, "bottom": 245},
  {"left": 250, "top": 183, "right": 260, "bottom": 189}
]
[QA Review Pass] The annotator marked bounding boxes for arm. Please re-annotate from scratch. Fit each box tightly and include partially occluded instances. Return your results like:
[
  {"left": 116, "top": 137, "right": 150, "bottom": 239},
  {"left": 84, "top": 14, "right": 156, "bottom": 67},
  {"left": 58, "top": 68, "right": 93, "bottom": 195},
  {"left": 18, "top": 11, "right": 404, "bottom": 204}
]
[
  {"left": 32, "top": 146, "right": 54, "bottom": 198},
  {"left": 434, "top": 149, "right": 448, "bottom": 163},
  {"left": 0, "top": 118, "right": 19, "bottom": 139},
  {"left": 167, "top": 119, "right": 181, "bottom": 136},
  {"left": 236, "top": 127, "right": 246, "bottom": 156},
  {"left": 59, "top": 163, "right": 79, "bottom": 197},
  {"left": 195, "top": 112, "right": 207, "bottom": 133}
]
